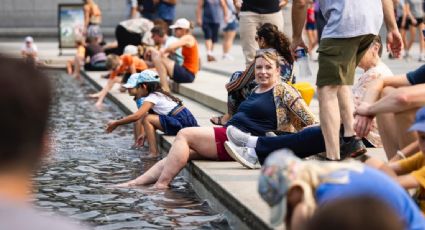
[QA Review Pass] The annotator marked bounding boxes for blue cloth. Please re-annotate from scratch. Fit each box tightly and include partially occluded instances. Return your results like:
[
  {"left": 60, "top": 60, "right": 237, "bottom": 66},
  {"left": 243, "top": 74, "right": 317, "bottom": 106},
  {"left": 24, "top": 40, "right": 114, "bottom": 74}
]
[
  {"left": 135, "top": 97, "right": 145, "bottom": 109},
  {"left": 223, "top": 20, "right": 238, "bottom": 31},
  {"left": 316, "top": 166, "right": 425, "bottom": 230},
  {"left": 256, "top": 126, "right": 325, "bottom": 164},
  {"left": 172, "top": 64, "right": 195, "bottom": 83},
  {"left": 159, "top": 107, "right": 198, "bottom": 135},
  {"left": 202, "top": 0, "right": 223, "bottom": 24},
  {"left": 227, "top": 88, "right": 277, "bottom": 136},
  {"left": 407, "top": 64, "right": 425, "bottom": 85},
  {"left": 157, "top": 1, "right": 175, "bottom": 21},
  {"left": 202, "top": 23, "right": 220, "bottom": 42}
]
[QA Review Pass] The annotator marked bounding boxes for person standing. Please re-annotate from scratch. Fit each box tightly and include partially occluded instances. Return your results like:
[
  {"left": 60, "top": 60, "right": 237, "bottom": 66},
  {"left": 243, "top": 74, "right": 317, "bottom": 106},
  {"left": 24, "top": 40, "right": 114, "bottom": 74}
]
[
  {"left": 405, "top": 0, "right": 425, "bottom": 61},
  {"left": 83, "top": 0, "right": 103, "bottom": 42},
  {"left": 234, "top": 0, "right": 284, "bottom": 67},
  {"left": 126, "top": 0, "right": 140, "bottom": 19},
  {"left": 222, "top": 0, "right": 238, "bottom": 60},
  {"left": 291, "top": 0, "right": 403, "bottom": 160},
  {"left": 157, "top": 0, "right": 177, "bottom": 32},
  {"left": 197, "top": 0, "right": 228, "bottom": 62}
]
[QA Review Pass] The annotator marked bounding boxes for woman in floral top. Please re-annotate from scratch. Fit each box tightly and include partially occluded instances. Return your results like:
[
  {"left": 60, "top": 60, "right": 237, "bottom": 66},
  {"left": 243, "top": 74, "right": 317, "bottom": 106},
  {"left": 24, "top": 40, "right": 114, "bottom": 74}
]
[
  {"left": 116, "top": 50, "right": 315, "bottom": 188},
  {"left": 210, "top": 23, "right": 296, "bottom": 125}
]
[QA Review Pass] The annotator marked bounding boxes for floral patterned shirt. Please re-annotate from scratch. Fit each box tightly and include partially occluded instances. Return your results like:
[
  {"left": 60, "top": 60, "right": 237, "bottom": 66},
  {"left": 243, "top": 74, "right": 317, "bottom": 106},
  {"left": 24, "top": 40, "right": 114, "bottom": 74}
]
[
  {"left": 352, "top": 61, "right": 393, "bottom": 147},
  {"left": 273, "top": 83, "right": 318, "bottom": 132}
]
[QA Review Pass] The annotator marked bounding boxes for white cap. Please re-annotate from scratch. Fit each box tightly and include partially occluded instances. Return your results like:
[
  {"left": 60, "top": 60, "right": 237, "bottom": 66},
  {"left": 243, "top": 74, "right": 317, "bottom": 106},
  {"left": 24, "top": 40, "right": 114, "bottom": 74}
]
[
  {"left": 25, "top": 36, "right": 34, "bottom": 43},
  {"left": 169, "top": 18, "right": 191, "bottom": 29},
  {"left": 123, "top": 45, "right": 138, "bottom": 55}
]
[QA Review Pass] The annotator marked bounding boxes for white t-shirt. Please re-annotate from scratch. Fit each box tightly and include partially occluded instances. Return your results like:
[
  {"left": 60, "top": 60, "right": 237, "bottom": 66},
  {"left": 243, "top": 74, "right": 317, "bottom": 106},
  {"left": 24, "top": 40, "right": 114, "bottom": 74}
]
[
  {"left": 21, "top": 43, "right": 38, "bottom": 54},
  {"left": 319, "top": 0, "right": 383, "bottom": 39},
  {"left": 144, "top": 92, "right": 178, "bottom": 115},
  {"left": 165, "top": 36, "right": 183, "bottom": 65}
]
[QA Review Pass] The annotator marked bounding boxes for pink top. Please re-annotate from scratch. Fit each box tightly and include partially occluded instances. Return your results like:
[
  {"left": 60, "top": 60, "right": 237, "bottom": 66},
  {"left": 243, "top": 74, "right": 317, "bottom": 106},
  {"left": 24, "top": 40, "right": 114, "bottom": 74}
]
[{"left": 352, "top": 61, "right": 393, "bottom": 147}]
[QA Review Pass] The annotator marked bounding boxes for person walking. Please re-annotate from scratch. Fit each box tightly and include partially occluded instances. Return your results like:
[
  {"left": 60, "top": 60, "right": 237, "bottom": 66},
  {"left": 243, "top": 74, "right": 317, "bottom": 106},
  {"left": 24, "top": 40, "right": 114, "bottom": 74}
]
[
  {"left": 197, "top": 0, "right": 228, "bottom": 62},
  {"left": 222, "top": 0, "right": 238, "bottom": 60},
  {"left": 291, "top": 0, "right": 403, "bottom": 160}
]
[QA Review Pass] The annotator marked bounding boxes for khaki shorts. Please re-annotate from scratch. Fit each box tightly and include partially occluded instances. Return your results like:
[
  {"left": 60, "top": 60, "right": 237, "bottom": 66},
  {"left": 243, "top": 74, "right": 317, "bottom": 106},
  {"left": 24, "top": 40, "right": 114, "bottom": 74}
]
[{"left": 316, "top": 34, "right": 377, "bottom": 86}]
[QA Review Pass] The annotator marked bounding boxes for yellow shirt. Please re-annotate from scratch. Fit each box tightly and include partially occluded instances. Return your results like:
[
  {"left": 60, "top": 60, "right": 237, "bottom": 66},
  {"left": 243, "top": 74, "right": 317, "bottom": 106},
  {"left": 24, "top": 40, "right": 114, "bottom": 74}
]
[{"left": 399, "top": 152, "right": 425, "bottom": 214}]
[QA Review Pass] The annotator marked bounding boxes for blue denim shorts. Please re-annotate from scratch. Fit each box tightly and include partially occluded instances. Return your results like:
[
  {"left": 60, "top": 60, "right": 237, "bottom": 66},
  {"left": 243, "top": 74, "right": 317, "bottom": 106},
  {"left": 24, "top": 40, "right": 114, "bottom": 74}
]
[
  {"left": 159, "top": 106, "right": 199, "bottom": 135},
  {"left": 223, "top": 20, "right": 238, "bottom": 32},
  {"left": 173, "top": 64, "right": 195, "bottom": 83}
]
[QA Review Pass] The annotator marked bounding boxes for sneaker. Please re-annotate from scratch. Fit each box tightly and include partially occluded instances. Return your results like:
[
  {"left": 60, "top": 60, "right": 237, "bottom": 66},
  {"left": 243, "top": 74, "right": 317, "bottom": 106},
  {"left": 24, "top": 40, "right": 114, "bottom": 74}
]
[
  {"left": 101, "top": 73, "right": 110, "bottom": 79},
  {"left": 340, "top": 137, "right": 367, "bottom": 159},
  {"left": 224, "top": 141, "right": 259, "bottom": 169},
  {"left": 222, "top": 54, "right": 234, "bottom": 61},
  {"left": 226, "top": 125, "right": 250, "bottom": 147},
  {"left": 207, "top": 55, "right": 216, "bottom": 62}
]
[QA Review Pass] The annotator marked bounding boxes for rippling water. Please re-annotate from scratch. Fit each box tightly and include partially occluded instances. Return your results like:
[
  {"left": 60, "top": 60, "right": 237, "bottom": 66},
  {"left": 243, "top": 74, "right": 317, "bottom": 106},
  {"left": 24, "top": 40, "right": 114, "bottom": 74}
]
[{"left": 33, "top": 71, "right": 230, "bottom": 229}]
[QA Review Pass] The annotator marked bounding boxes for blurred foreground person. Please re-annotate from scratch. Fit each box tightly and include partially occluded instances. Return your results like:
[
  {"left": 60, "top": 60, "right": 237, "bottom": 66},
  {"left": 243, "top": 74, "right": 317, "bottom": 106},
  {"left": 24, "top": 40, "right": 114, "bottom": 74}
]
[
  {"left": 0, "top": 56, "right": 86, "bottom": 230},
  {"left": 258, "top": 149, "right": 425, "bottom": 230},
  {"left": 306, "top": 196, "right": 404, "bottom": 230}
]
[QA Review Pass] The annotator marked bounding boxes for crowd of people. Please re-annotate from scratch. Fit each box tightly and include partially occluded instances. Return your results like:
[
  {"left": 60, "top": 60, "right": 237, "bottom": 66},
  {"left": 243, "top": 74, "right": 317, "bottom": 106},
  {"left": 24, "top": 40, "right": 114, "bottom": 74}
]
[{"left": 13, "top": 0, "right": 425, "bottom": 229}]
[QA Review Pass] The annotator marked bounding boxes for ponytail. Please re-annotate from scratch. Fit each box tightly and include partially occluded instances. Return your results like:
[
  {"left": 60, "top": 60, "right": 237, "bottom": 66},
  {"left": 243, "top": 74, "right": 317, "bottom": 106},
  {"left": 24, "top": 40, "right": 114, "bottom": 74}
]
[{"left": 142, "top": 82, "right": 182, "bottom": 105}]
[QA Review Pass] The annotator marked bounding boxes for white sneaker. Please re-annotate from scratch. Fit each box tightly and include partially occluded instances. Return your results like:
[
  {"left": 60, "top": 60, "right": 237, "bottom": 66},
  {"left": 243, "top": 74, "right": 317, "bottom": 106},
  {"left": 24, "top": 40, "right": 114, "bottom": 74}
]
[
  {"left": 226, "top": 125, "right": 250, "bottom": 147},
  {"left": 224, "top": 141, "right": 259, "bottom": 169},
  {"left": 222, "top": 54, "right": 234, "bottom": 61}
]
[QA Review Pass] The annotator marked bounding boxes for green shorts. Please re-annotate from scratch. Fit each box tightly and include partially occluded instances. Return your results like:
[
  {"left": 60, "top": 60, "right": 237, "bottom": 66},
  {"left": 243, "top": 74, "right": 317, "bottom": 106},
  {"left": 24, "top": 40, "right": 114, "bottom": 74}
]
[{"left": 316, "top": 34, "right": 377, "bottom": 86}]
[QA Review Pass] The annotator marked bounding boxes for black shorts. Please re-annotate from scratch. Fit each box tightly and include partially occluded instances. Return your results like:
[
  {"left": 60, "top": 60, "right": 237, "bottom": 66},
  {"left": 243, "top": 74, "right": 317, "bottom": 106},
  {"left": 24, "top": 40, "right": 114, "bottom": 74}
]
[
  {"left": 397, "top": 17, "right": 412, "bottom": 29},
  {"left": 202, "top": 22, "right": 220, "bottom": 43},
  {"left": 172, "top": 64, "right": 195, "bottom": 83}
]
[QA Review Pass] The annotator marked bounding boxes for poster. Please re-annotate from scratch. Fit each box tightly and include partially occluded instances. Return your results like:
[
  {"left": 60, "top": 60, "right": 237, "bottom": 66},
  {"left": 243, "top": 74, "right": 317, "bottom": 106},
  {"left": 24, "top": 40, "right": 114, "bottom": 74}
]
[{"left": 58, "top": 4, "right": 84, "bottom": 49}]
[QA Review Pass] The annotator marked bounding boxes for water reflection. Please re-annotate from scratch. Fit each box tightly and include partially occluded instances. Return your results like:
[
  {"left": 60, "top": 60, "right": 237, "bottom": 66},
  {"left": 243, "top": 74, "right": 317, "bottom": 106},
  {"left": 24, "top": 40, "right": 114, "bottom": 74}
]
[{"left": 33, "top": 71, "right": 230, "bottom": 229}]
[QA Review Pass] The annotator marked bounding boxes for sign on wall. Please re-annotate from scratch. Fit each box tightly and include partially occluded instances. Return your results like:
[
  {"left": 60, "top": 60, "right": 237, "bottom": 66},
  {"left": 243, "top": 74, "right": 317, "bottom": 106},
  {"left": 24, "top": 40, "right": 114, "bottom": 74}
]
[{"left": 58, "top": 4, "right": 84, "bottom": 54}]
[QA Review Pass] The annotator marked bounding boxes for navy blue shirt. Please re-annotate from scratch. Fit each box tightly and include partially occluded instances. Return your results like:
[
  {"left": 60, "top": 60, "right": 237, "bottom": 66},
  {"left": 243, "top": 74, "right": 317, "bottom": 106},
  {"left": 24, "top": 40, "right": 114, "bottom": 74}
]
[
  {"left": 202, "top": 0, "right": 222, "bottom": 24},
  {"left": 406, "top": 64, "right": 425, "bottom": 85},
  {"left": 226, "top": 88, "right": 277, "bottom": 136}
]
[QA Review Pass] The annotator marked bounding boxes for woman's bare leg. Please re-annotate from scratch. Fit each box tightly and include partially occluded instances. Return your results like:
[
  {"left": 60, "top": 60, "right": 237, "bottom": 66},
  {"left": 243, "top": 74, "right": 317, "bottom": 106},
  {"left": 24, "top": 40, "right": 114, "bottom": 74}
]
[
  {"left": 116, "top": 158, "right": 167, "bottom": 186},
  {"left": 154, "top": 127, "right": 218, "bottom": 188},
  {"left": 67, "top": 60, "right": 74, "bottom": 75},
  {"left": 222, "top": 30, "right": 236, "bottom": 56}
]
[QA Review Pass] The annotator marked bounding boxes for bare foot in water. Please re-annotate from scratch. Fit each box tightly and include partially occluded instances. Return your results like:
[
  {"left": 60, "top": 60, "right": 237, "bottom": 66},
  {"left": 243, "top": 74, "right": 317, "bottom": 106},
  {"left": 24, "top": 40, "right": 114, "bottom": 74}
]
[
  {"left": 95, "top": 101, "right": 104, "bottom": 109},
  {"left": 140, "top": 153, "right": 160, "bottom": 159},
  {"left": 114, "top": 180, "right": 137, "bottom": 187},
  {"left": 89, "top": 93, "right": 100, "bottom": 98},
  {"left": 152, "top": 183, "right": 169, "bottom": 189}
]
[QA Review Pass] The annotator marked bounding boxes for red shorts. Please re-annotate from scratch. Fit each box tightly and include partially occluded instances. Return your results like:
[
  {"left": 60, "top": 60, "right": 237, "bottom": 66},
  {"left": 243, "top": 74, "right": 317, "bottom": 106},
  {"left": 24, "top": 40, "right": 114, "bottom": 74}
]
[{"left": 213, "top": 127, "right": 233, "bottom": 161}]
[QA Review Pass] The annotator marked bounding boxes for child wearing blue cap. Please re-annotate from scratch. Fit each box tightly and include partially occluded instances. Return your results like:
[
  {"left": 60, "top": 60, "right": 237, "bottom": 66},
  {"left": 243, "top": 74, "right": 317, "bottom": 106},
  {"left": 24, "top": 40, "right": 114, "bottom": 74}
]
[{"left": 105, "top": 70, "right": 198, "bottom": 157}]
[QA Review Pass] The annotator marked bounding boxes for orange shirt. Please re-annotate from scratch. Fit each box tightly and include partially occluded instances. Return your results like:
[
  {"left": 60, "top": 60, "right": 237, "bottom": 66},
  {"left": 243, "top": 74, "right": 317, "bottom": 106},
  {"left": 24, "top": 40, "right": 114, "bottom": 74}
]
[
  {"left": 182, "top": 41, "right": 199, "bottom": 75},
  {"left": 110, "top": 54, "right": 147, "bottom": 79}
]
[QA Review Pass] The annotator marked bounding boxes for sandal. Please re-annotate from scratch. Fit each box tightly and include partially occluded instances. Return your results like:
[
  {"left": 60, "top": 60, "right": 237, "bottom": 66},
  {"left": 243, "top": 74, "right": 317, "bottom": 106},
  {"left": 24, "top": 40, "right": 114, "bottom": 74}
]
[{"left": 210, "top": 116, "right": 226, "bottom": 126}]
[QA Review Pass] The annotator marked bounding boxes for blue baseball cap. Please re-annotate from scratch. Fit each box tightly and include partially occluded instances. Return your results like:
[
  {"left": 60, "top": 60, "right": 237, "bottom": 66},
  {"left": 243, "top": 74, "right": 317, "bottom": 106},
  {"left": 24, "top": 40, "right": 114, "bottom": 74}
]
[
  {"left": 258, "top": 149, "right": 301, "bottom": 227},
  {"left": 409, "top": 107, "right": 425, "bottom": 132},
  {"left": 122, "top": 70, "right": 159, "bottom": 88}
]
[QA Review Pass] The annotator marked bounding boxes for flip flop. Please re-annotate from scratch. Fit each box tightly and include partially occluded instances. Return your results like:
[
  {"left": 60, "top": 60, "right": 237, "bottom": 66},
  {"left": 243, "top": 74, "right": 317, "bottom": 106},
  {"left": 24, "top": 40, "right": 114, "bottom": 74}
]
[{"left": 210, "top": 116, "right": 225, "bottom": 126}]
